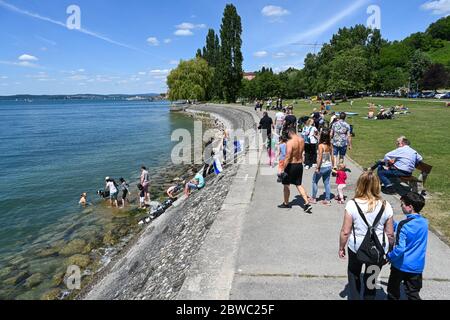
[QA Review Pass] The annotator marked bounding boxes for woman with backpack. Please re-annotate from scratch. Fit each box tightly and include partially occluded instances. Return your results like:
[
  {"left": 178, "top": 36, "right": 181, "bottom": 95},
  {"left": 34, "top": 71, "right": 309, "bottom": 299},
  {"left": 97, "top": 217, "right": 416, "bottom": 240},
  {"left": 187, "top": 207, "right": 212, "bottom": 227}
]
[
  {"left": 301, "top": 119, "right": 318, "bottom": 169},
  {"left": 339, "top": 171, "right": 395, "bottom": 300}
]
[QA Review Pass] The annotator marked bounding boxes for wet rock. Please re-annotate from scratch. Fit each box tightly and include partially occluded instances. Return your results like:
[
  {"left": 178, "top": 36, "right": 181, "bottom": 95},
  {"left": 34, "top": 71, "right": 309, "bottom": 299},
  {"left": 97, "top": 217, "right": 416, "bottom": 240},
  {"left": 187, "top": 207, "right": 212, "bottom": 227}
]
[
  {"left": 41, "top": 289, "right": 61, "bottom": 300},
  {"left": 60, "top": 239, "right": 87, "bottom": 256},
  {"left": 66, "top": 254, "right": 91, "bottom": 268},
  {"left": 103, "top": 230, "right": 118, "bottom": 246},
  {"left": 3, "top": 271, "right": 30, "bottom": 286},
  {"left": 0, "top": 266, "right": 13, "bottom": 280},
  {"left": 9, "top": 255, "right": 26, "bottom": 266},
  {"left": 82, "top": 243, "right": 94, "bottom": 255},
  {"left": 25, "top": 273, "right": 43, "bottom": 289},
  {"left": 36, "top": 247, "right": 60, "bottom": 258},
  {"left": 52, "top": 272, "right": 65, "bottom": 287}
]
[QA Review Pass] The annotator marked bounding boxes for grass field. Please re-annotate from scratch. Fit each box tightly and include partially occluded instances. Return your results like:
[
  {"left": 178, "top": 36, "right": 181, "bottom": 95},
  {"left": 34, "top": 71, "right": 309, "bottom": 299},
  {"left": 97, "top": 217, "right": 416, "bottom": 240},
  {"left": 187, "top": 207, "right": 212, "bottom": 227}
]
[{"left": 287, "top": 97, "right": 450, "bottom": 242}]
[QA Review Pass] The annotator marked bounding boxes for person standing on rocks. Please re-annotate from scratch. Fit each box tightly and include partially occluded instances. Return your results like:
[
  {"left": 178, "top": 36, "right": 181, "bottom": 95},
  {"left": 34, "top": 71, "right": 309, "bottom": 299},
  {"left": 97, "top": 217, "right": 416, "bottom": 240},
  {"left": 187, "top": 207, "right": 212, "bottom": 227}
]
[
  {"left": 279, "top": 127, "right": 312, "bottom": 213},
  {"left": 140, "top": 166, "right": 150, "bottom": 203}
]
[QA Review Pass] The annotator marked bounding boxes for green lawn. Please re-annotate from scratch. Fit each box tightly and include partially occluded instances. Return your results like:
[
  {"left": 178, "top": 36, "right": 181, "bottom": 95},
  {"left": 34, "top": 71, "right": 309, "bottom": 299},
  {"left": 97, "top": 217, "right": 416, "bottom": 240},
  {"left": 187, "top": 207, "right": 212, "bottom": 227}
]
[{"left": 288, "top": 97, "right": 450, "bottom": 242}]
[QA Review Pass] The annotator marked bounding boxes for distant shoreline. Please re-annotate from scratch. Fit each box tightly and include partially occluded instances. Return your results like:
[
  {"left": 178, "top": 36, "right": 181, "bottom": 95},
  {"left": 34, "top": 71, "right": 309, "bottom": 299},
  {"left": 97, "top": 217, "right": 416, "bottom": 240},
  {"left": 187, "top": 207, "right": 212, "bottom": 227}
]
[{"left": 0, "top": 94, "right": 167, "bottom": 101}]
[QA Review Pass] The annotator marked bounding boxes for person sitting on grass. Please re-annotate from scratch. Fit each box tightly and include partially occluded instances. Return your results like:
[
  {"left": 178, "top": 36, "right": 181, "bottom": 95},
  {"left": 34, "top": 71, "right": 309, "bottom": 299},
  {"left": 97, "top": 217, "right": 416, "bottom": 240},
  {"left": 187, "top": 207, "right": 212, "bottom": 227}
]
[
  {"left": 184, "top": 173, "right": 205, "bottom": 198},
  {"left": 387, "top": 192, "right": 428, "bottom": 300},
  {"left": 368, "top": 136, "right": 423, "bottom": 195}
]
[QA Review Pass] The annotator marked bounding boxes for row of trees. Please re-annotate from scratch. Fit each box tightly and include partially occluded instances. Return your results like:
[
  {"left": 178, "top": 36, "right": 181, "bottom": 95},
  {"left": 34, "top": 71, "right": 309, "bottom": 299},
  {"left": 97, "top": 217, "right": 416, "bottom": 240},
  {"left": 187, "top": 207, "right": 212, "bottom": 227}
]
[
  {"left": 167, "top": 12, "right": 450, "bottom": 102},
  {"left": 168, "top": 4, "right": 243, "bottom": 102},
  {"left": 241, "top": 17, "right": 450, "bottom": 100}
]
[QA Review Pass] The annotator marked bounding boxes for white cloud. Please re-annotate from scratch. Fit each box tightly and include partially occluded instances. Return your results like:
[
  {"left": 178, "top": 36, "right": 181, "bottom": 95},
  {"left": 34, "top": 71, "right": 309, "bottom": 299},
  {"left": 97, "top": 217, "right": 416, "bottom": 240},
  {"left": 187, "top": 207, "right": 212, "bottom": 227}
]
[
  {"left": 138, "top": 71, "right": 147, "bottom": 75},
  {"left": 173, "top": 22, "right": 205, "bottom": 36},
  {"left": 174, "top": 29, "right": 194, "bottom": 36},
  {"left": 78, "top": 69, "right": 85, "bottom": 72},
  {"left": 254, "top": 51, "right": 268, "bottom": 58},
  {"left": 0, "top": 60, "right": 39, "bottom": 68},
  {"left": 169, "top": 60, "right": 179, "bottom": 65},
  {"left": 421, "top": 0, "right": 450, "bottom": 15},
  {"left": 176, "top": 22, "right": 206, "bottom": 30},
  {"left": 150, "top": 69, "right": 170, "bottom": 75},
  {"left": 18, "top": 54, "right": 38, "bottom": 61},
  {"left": 164, "top": 38, "right": 172, "bottom": 44},
  {"left": 273, "top": 52, "right": 287, "bottom": 59},
  {"left": 0, "top": 76, "right": 8, "bottom": 79},
  {"left": 262, "top": 5, "right": 290, "bottom": 17},
  {"left": 68, "top": 75, "right": 89, "bottom": 81},
  {"left": 147, "top": 37, "right": 160, "bottom": 46}
]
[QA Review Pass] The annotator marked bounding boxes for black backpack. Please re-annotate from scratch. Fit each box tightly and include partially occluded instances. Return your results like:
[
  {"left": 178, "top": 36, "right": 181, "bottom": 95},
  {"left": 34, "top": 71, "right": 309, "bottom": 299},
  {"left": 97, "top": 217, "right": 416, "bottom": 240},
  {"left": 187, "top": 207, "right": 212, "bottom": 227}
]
[{"left": 352, "top": 200, "right": 387, "bottom": 265}]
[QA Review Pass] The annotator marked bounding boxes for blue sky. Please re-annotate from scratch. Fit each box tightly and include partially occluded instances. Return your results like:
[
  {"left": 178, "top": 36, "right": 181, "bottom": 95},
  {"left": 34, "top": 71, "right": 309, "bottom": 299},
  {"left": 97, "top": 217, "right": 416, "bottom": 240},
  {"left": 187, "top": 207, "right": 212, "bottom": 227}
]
[{"left": 0, "top": 0, "right": 449, "bottom": 95}]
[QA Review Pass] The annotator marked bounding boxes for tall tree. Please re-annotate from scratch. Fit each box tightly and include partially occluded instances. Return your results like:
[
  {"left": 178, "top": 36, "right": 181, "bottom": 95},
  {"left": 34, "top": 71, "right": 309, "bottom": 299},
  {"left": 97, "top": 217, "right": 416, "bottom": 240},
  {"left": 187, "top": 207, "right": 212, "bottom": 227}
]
[
  {"left": 409, "top": 50, "right": 432, "bottom": 91},
  {"left": 426, "top": 16, "right": 450, "bottom": 41},
  {"left": 167, "top": 58, "right": 213, "bottom": 101},
  {"left": 200, "top": 29, "right": 222, "bottom": 100},
  {"left": 420, "top": 63, "right": 449, "bottom": 91},
  {"left": 219, "top": 4, "right": 243, "bottom": 103}
]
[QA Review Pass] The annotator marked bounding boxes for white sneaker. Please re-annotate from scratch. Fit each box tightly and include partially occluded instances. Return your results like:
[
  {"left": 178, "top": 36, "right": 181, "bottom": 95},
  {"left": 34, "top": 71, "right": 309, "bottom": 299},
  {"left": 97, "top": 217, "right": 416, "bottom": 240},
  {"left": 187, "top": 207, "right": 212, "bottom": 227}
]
[
  {"left": 312, "top": 164, "right": 317, "bottom": 168},
  {"left": 304, "top": 165, "right": 310, "bottom": 170}
]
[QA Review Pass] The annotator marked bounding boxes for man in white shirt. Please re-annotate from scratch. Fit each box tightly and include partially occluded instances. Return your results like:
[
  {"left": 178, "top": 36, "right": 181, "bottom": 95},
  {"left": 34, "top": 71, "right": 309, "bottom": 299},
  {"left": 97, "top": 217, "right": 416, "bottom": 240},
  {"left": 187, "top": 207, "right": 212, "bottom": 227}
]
[{"left": 275, "top": 110, "right": 286, "bottom": 136}]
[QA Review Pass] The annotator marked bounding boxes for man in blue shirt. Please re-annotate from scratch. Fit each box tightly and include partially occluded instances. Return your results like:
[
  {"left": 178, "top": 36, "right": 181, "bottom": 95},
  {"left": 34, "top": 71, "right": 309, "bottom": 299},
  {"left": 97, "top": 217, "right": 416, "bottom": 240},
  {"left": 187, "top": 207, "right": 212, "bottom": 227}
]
[
  {"left": 372, "top": 136, "right": 423, "bottom": 194},
  {"left": 387, "top": 192, "right": 428, "bottom": 300}
]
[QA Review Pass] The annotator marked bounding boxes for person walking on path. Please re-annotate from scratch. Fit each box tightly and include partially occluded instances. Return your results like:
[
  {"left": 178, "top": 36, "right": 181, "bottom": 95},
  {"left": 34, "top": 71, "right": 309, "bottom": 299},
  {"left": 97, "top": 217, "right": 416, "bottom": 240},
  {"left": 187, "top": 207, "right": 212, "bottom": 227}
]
[
  {"left": 335, "top": 162, "right": 348, "bottom": 204},
  {"left": 387, "top": 192, "right": 428, "bottom": 300},
  {"left": 279, "top": 127, "right": 312, "bottom": 213},
  {"left": 309, "top": 129, "right": 334, "bottom": 205},
  {"left": 140, "top": 166, "right": 150, "bottom": 203},
  {"left": 275, "top": 109, "right": 286, "bottom": 136},
  {"left": 331, "top": 112, "right": 352, "bottom": 166},
  {"left": 302, "top": 119, "right": 318, "bottom": 169},
  {"left": 339, "top": 171, "right": 394, "bottom": 300},
  {"left": 258, "top": 112, "right": 274, "bottom": 151}
]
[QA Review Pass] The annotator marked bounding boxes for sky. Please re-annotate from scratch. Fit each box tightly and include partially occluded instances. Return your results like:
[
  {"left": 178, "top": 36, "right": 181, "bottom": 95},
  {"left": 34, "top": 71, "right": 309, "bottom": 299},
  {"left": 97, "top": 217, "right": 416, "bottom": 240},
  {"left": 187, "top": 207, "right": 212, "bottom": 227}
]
[{"left": 0, "top": 0, "right": 449, "bottom": 95}]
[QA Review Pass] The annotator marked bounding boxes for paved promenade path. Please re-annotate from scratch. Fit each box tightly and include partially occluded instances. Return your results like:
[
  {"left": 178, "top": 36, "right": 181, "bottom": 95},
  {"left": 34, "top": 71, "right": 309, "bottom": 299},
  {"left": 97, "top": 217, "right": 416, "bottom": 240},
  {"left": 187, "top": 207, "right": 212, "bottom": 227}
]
[{"left": 179, "top": 105, "right": 450, "bottom": 300}]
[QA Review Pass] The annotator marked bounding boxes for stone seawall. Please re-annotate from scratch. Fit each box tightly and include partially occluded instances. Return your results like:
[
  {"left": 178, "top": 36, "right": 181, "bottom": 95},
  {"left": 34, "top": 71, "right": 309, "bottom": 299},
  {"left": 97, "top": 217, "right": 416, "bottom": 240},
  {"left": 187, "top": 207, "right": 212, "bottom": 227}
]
[{"left": 81, "top": 104, "right": 258, "bottom": 300}]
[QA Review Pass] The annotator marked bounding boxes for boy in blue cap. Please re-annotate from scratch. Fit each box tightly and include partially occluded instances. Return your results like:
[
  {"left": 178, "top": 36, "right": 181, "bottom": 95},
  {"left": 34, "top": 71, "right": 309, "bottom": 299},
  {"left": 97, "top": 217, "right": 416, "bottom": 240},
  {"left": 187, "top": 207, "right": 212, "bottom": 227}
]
[{"left": 387, "top": 192, "right": 428, "bottom": 300}]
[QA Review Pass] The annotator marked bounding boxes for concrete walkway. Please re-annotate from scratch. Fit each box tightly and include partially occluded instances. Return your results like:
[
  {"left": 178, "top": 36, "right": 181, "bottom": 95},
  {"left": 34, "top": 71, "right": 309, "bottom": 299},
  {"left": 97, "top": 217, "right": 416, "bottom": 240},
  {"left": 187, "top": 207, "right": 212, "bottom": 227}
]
[{"left": 180, "top": 106, "right": 450, "bottom": 300}]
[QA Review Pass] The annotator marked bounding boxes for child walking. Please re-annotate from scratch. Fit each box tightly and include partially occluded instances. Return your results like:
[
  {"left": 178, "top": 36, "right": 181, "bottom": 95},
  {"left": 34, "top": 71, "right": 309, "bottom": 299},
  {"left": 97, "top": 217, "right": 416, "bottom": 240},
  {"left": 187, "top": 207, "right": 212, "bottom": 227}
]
[
  {"left": 387, "top": 192, "right": 428, "bottom": 300},
  {"left": 335, "top": 162, "right": 347, "bottom": 204}
]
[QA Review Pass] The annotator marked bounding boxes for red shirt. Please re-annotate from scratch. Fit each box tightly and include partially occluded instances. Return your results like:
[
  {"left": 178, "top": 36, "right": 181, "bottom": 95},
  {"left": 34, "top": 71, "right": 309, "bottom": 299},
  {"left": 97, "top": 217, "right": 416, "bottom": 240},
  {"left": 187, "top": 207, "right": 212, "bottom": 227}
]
[{"left": 336, "top": 170, "right": 347, "bottom": 185}]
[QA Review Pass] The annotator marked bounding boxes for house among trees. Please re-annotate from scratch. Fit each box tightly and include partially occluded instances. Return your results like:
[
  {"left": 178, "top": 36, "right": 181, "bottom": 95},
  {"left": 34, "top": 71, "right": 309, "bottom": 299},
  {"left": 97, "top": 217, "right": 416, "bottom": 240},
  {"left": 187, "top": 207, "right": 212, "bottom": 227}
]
[{"left": 243, "top": 72, "right": 256, "bottom": 81}]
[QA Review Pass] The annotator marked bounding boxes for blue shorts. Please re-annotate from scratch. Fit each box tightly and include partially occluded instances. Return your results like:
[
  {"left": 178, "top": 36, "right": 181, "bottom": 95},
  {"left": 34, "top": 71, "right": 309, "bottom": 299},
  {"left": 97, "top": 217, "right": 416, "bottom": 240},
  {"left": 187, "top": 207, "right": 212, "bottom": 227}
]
[
  {"left": 333, "top": 145, "right": 347, "bottom": 157},
  {"left": 110, "top": 191, "right": 118, "bottom": 200}
]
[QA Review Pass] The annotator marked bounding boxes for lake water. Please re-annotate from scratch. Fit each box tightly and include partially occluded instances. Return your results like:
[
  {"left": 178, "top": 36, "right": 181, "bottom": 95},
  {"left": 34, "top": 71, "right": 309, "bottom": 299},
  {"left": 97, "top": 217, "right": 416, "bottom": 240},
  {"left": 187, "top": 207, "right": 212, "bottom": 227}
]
[{"left": 0, "top": 99, "right": 198, "bottom": 299}]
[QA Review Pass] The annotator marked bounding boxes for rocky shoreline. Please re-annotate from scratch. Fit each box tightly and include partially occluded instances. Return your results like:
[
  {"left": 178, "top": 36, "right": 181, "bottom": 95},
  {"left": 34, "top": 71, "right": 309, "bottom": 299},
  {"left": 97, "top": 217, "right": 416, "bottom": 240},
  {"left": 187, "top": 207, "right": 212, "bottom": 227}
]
[
  {"left": 78, "top": 104, "right": 257, "bottom": 300},
  {"left": 0, "top": 109, "right": 218, "bottom": 300}
]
